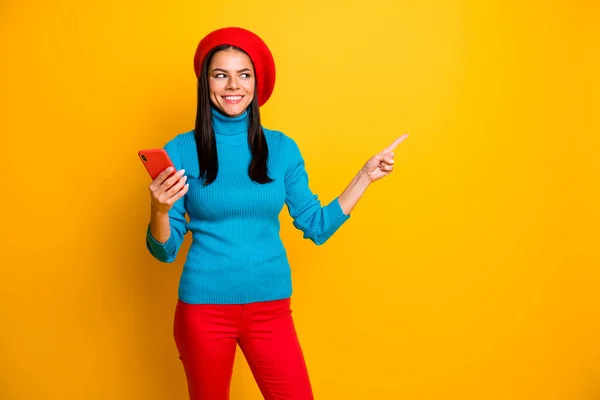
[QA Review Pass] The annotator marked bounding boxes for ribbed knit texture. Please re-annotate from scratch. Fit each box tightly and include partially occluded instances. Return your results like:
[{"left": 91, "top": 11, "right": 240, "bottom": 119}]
[{"left": 146, "top": 107, "right": 351, "bottom": 304}]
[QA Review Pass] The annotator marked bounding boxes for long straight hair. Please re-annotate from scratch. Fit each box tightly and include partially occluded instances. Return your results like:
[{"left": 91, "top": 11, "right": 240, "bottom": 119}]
[{"left": 195, "top": 45, "right": 273, "bottom": 185}]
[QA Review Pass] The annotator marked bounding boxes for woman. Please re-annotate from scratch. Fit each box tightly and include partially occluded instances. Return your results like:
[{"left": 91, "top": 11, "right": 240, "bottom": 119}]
[{"left": 145, "top": 27, "right": 408, "bottom": 400}]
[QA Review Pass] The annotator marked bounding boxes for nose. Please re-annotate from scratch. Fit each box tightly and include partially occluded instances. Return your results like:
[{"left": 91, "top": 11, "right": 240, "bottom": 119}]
[{"left": 227, "top": 76, "right": 239, "bottom": 90}]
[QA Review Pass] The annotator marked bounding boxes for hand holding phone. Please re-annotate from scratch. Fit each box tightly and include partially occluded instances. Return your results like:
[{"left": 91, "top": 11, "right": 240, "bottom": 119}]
[{"left": 138, "top": 149, "right": 189, "bottom": 213}]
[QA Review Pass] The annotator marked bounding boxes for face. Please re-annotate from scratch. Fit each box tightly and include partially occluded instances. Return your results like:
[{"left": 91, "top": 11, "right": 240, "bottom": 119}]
[{"left": 207, "top": 48, "right": 255, "bottom": 117}]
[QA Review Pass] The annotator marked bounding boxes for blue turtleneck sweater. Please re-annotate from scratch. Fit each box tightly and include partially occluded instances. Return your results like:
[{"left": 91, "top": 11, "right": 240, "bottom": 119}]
[{"left": 146, "top": 107, "right": 350, "bottom": 304}]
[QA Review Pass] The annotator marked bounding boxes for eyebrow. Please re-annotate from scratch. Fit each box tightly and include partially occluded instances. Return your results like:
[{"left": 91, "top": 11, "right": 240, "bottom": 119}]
[{"left": 211, "top": 68, "right": 252, "bottom": 73}]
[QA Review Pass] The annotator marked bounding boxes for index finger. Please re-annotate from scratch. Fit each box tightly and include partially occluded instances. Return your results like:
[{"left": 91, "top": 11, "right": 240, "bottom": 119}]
[
  {"left": 384, "top": 133, "right": 409, "bottom": 153},
  {"left": 152, "top": 167, "right": 175, "bottom": 186}
]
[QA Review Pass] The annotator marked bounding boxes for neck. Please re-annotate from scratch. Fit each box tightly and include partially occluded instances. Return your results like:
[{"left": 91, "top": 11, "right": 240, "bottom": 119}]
[{"left": 211, "top": 106, "right": 249, "bottom": 136}]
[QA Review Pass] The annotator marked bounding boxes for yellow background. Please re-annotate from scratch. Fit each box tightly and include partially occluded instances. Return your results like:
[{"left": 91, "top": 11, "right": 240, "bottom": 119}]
[{"left": 1, "top": 0, "right": 599, "bottom": 399}]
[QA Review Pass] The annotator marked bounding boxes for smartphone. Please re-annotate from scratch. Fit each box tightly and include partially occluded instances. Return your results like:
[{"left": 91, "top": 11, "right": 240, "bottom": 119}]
[{"left": 138, "top": 149, "right": 176, "bottom": 180}]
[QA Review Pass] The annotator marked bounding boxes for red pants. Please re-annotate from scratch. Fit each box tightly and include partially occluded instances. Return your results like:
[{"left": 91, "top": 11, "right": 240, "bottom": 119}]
[{"left": 173, "top": 297, "right": 314, "bottom": 400}]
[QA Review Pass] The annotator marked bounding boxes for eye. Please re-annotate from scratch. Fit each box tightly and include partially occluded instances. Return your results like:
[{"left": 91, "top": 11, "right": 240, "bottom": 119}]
[
  {"left": 215, "top": 73, "right": 226, "bottom": 78},
  {"left": 240, "top": 73, "right": 251, "bottom": 78}
]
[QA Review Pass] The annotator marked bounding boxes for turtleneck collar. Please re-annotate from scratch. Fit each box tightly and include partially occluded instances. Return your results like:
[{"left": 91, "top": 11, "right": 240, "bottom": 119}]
[{"left": 211, "top": 106, "right": 249, "bottom": 136}]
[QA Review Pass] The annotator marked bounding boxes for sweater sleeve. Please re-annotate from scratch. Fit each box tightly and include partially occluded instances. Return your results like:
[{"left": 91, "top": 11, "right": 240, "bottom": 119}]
[
  {"left": 145, "top": 137, "right": 188, "bottom": 262},
  {"left": 284, "top": 136, "right": 350, "bottom": 245}
]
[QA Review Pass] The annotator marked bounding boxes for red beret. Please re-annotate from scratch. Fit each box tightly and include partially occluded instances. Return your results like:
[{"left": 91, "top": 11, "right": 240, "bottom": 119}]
[{"left": 193, "top": 27, "right": 276, "bottom": 107}]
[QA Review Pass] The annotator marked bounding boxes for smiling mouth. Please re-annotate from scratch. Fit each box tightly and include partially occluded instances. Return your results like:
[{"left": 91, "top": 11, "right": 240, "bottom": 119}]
[{"left": 222, "top": 95, "right": 243, "bottom": 104}]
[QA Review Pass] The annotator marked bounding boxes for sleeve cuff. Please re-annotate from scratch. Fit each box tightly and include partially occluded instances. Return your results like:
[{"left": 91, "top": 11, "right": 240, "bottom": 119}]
[
  {"left": 330, "top": 197, "right": 351, "bottom": 221},
  {"left": 322, "top": 197, "right": 351, "bottom": 240},
  {"left": 146, "top": 225, "right": 178, "bottom": 262}
]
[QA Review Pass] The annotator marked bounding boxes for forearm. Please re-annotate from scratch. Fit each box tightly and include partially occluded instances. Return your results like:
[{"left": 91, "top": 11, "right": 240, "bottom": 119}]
[
  {"left": 149, "top": 208, "right": 171, "bottom": 244},
  {"left": 338, "top": 169, "right": 371, "bottom": 215}
]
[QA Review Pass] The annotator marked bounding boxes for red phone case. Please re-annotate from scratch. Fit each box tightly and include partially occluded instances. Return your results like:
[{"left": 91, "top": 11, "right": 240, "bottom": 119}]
[{"left": 138, "top": 149, "right": 175, "bottom": 180}]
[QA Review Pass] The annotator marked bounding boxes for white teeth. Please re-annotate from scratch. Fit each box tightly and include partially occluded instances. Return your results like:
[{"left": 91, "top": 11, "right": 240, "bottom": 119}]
[{"left": 225, "top": 96, "right": 242, "bottom": 100}]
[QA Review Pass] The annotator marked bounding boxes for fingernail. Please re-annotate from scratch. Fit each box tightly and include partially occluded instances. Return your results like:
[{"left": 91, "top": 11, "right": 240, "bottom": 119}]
[{"left": 179, "top": 169, "right": 186, "bottom": 175}]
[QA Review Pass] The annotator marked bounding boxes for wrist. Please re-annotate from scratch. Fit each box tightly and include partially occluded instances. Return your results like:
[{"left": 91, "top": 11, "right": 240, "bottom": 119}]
[
  {"left": 151, "top": 206, "right": 170, "bottom": 218},
  {"left": 358, "top": 168, "right": 373, "bottom": 185}
]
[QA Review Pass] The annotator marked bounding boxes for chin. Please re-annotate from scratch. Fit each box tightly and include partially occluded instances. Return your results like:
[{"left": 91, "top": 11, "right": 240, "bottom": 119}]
[{"left": 221, "top": 103, "right": 247, "bottom": 117}]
